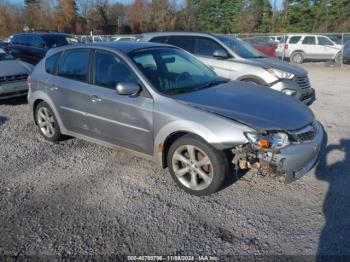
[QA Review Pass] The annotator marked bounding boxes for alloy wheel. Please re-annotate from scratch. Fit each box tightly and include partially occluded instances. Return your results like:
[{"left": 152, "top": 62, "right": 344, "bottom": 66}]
[
  {"left": 37, "top": 107, "right": 56, "bottom": 138},
  {"left": 292, "top": 53, "right": 303, "bottom": 64},
  {"left": 171, "top": 145, "right": 213, "bottom": 191}
]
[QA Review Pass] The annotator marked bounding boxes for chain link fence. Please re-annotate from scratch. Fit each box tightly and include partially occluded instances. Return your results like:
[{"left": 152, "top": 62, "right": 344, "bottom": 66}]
[{"left": 75, "top": 32, "right": 350, "bottom": 68}]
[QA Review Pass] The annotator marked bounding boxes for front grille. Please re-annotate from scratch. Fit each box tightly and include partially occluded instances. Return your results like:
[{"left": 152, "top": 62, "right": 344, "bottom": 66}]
[
  {"left": 297, "top": 130, "right": 315, "bottom": 141},
  {"left": 0, "top": 74, "right": 28, "bottom": 85},
  {"left": 0, "top": 90, "right": 27, "bottom": 98},
  {"left": 294, "top": 75, "right": 311, "bottom": 89},
  {"left": 291, "top": 123, "right": 316, "bottom": 142},
  {"left": 301, "top": 93, "right": 312, "bottom": 101}
]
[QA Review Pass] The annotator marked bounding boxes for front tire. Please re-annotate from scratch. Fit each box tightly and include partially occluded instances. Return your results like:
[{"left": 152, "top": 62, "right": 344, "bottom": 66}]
[
  {"left": 334, "top": 52, "right": 343, "bottom": 65},
  {"left": 35, "top": 101, "right": 62, "bottom": 142},
  {"left": 167, "top": 134, "right": 228, "bottom": 196},
  {"left": 290, "top": 51, "right": 304, "bottom": 64}
]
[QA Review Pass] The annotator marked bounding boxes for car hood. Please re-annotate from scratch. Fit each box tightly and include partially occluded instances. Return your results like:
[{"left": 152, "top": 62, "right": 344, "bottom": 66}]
[
  {"left": 0, "top": 60, "right": 33, "bottom": 77},
  {"left": 244, "top": 57, "right": 307, "bottom": 75},
  {"left": 174, "top": 82, "right": 314, "bottom": 131}
]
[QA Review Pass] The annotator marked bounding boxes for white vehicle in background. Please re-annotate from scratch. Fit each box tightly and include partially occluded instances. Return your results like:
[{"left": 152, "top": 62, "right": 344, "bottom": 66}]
[
  {"left": 277, "top": 34, "right": 343, "bottom": 64},
  {"left": 271, "top": 35, "right": 283, "bottom": 43},
  {"left": 111, "top": 36, "right": 136, "bottom": 42},
  {"left": 80, "top": 35, "right": 103, "bottom": 43}
]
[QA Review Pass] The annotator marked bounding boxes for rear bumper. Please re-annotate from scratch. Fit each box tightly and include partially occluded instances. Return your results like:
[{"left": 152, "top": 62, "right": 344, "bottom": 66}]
[{"left": 0, "top": 81, "right": 28, "bottom": 100}]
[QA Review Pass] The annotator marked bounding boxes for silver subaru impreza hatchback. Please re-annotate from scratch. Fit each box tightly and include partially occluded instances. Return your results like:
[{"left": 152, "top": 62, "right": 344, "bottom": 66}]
[{"left": 28, "top": 42, "right": 323, "bottom": 195}]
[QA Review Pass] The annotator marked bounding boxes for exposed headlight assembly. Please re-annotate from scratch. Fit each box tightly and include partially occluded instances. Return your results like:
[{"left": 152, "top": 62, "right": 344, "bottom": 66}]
[
  {"left": 244, "top": 131, "right": 290, "bottom": 150},
  {"left": 266, "top": 68, "right": 295, "bottom": 80}
]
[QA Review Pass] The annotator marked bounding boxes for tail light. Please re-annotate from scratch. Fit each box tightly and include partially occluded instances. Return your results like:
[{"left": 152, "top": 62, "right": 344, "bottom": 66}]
[
  {"left": 27, "top": 76, "right": 32, "bottom": 90},
  {"left": 284, "top": 44, "right": 288, "bottom": 50}
]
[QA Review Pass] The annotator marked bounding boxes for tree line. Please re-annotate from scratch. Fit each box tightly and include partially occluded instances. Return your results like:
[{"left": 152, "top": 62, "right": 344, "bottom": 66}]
[{"left": 0, "top": 0, "right": 349, "bottom": 38}]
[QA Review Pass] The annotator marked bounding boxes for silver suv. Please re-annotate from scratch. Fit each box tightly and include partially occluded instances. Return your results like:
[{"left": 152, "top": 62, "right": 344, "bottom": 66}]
[
  {"left": 141, "top": 32, "right": 316, "bottom": 105},
  {"left": 28, "top": 42, "right": 323, "bottom": 195}
]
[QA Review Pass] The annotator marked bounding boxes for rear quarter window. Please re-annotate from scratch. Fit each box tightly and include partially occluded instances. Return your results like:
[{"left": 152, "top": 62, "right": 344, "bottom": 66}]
[
  {"left": 289, "top": 36, "right": 302, "bottom": 44},
  {"left": 45, "top": 52, "right": 61, "bottom": 74}
]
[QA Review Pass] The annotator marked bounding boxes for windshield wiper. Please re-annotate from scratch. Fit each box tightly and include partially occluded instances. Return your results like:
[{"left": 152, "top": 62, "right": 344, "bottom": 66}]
[
  {"left": 163, "top": 79, "right": 229, "bottom": 95},
  {"left": 196, "top": 79, "right": 229, "bottom": 90},
  {"left": 163, "top": 89, "right": 194, "bottom": 95}
]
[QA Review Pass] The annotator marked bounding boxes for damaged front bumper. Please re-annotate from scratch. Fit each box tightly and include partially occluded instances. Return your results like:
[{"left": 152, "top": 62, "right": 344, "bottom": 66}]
[{"left": 233, "top": 121, "right": 324, "bottom": 183}]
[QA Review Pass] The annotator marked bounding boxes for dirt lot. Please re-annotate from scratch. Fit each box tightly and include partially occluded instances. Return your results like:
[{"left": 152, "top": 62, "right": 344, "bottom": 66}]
[{"left": 0, "top": 65, "right": 349, "bottom": 259}]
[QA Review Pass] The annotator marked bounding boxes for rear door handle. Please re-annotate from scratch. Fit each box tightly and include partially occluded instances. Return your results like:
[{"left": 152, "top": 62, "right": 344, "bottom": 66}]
[{"left": 89, "top": 95, "right": 102, "bottom": 103}]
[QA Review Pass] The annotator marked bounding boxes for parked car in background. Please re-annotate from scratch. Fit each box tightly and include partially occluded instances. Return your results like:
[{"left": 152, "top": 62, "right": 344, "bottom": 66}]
[
  {"left": 242, "top": 36, "right": 277, "bottom": 57},
  {"left": 271, "top": 35, "right": 283, "bottom": 43},
  {"left": 80, "top": 35, "right": 103, "bottom": 43},
  {"left": 276, "top": 34, "right": 343, "bottom": 64},
  {"left": 0, "top": 40, "right": 9, "bottom": 51},
  {"left": 9, "top": 32, "right": 79, "bottom": 65},
  {"left": 28, "top": 42, "right": 323, "bottom": 195},
  {"left": 343, "top": 41, "right": 350, "bottom": 64},
  {"left": 141, "top": 32, "right": 315, "bottom": 105},
  {"left": 111, "top": 36, "right": 136, "bottom": 42},
  {"left": 0, "top": 49, "right": 33, "bottom": 100}
]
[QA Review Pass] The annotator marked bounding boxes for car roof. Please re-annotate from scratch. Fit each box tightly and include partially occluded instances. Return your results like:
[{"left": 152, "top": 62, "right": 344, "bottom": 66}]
[
  {"left": 47, "top": 41, "right": 171, "bottom": 56},
  {"left": 142, "top": 31, "right": 218, "bottom": 39},
  {"left": 286, "top": 34, "right": 328, "bottom": 37},
  {"left": 14, "top": 32, "right": 71, "bottom": 37}
]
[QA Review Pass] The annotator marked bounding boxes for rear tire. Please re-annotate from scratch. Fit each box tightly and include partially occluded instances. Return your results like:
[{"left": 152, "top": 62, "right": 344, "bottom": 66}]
[
  {"left": 35, "top": 101, "right": 62, "bottom": 142},
  {"left": 290, "top": 51, "right": 304, "bottom": 64},
  {"left": 167, "top": 134, "right": 228, "bottom": 196}
]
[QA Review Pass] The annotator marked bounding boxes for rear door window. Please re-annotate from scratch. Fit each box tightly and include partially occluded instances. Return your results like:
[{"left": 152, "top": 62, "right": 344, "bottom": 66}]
[
  {"left": 42, "top": 35, "right": 69, "bottom": 48},
  {"left": 289, "top": 36, "right": 301, "bottom": 44},
  {"left": 302, "top": 36, "right": 316, "bottom": 45},
  {"left": 57, "top": 49, "right": 90, "bottom": 82},
  {"left": 22, "top": 35, "right": 33, "bottom": 46},
  {"left": 32, "top": 36, "right": 45, "bottom": 48},
  {"left": 167, "top": 36, "right": 194, "bottom": 53},
  {"left": 194, "top": 37, "right": 226, "bottom": 57}
]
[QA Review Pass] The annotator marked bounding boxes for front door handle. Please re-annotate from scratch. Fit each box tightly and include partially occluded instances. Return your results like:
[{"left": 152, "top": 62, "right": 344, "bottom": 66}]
[
  {"left": 89, "top": 95, "right": 102, "bottom": 103},
  {"left": 49, "top": 86, "right": 59, "bottom": 91}
]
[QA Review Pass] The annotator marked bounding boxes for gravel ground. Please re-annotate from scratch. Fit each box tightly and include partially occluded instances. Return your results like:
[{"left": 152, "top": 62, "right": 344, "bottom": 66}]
[{"left": 0, "top": 65, "right": 349, "bottom": 259}]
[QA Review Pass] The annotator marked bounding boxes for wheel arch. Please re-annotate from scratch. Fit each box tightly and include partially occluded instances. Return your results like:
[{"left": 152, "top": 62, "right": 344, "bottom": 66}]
[
  {"left": 33, "top": 99, "right": 44, "bottom": 124},
  {"left": 154, "top": 121, "right": 220, "bottom": 169},
  {"left": 30, "top": 92, "right": 66, "bottom": 133},
  {"left": 238, "top": 75, "right": 267, "bottom": 85}
]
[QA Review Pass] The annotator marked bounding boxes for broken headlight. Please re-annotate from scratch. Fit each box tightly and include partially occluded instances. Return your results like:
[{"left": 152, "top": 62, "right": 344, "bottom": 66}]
[{"left": 244, "top": 131, "right": 290, "bottom": 150}]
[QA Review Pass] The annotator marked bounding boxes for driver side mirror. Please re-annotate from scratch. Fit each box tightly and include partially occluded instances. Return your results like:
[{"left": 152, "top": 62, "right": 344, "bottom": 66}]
[
  {"left": 213, "top": 49, "right": 229, "bottom": 59},
  {"left": 116, "top": 82, "right": 141, "bottom": 96}
]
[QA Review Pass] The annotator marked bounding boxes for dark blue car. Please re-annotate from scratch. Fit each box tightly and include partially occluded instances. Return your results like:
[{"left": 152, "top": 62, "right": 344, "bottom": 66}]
[{"left": 344, "top": 41, "right": 350, "bottom": 64}]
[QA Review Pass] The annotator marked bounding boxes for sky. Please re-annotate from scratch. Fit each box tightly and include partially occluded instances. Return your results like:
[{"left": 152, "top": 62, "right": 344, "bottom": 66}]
[{"left": 7, "top": 0, "right": 284, "bottom": 9}]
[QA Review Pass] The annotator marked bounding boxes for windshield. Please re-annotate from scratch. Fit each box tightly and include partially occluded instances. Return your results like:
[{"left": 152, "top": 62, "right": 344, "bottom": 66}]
[
  {"left": 216, "top": 35, "right": 265, "bottom": 59},
  {"left": 0, "top": 51, "right": 15, "bottom": 61},
  {"left": 129, "top": 48, "right": 226, "bottom": 95}
]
